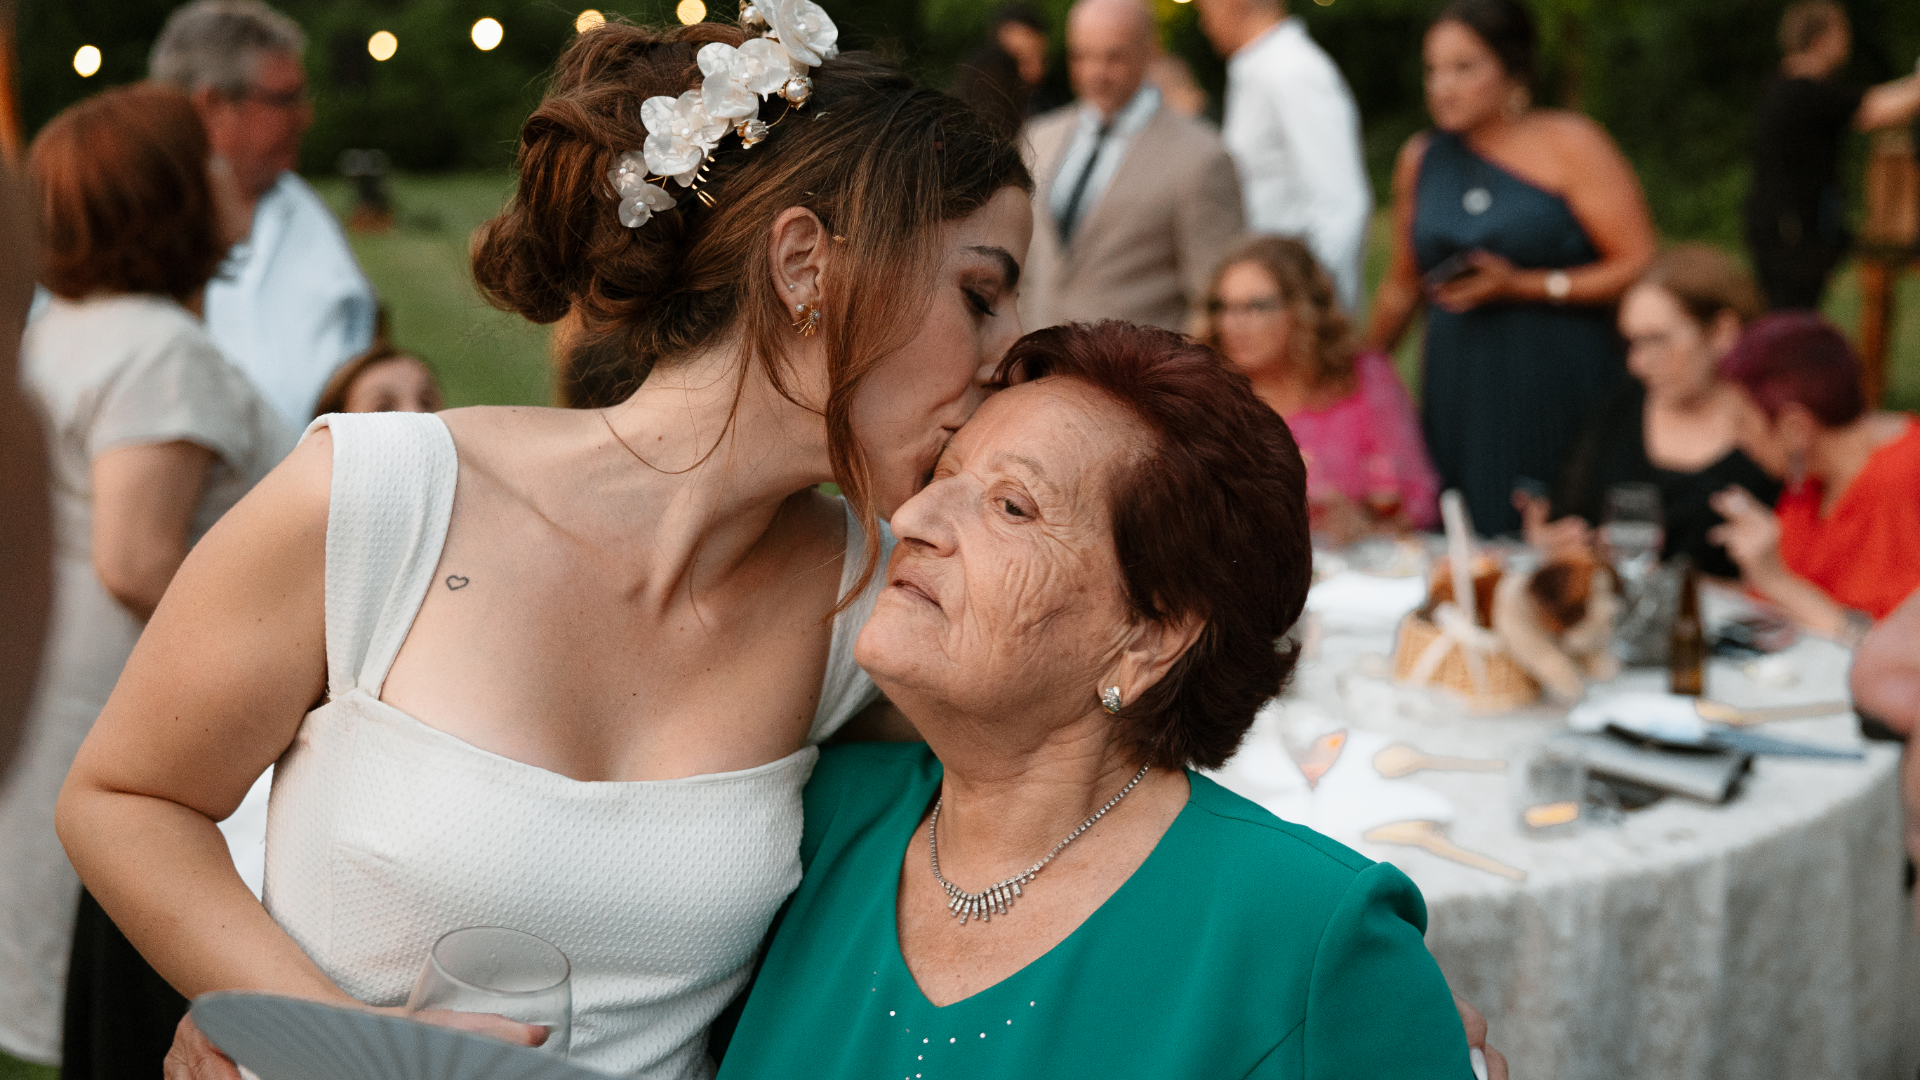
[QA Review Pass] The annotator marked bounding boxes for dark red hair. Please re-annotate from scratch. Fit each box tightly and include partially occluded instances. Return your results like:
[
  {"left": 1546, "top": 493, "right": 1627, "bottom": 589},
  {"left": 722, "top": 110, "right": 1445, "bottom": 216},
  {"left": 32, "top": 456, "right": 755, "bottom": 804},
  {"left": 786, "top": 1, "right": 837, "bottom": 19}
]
[
  {"left": 997, "top": 322, "right": 1311, "bottom": 771},
  {"left": 29, "top": 84, "right": 226, "bottom": 303},
  {"left": 1718, "top": 311, "right": 1865, "bottom": 428}
]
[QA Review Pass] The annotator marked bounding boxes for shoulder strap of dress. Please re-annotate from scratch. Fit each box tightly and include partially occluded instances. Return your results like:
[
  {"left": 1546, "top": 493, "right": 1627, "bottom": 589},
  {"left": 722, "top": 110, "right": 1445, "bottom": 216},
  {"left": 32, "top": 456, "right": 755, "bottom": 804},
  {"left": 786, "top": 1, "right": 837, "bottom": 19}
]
[
  {"left": 809, "top": 502, "right": 897, "bottom": 743},
  {"left": 310, "top": 411, "right": 459, "bottom": 700}
]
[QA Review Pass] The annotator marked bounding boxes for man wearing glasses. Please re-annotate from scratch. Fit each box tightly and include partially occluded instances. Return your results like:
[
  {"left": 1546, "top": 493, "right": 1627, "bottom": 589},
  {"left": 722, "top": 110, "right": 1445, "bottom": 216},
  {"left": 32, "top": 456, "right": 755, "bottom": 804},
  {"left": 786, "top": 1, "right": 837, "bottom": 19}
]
[{"left": 150, "top": 0, "right": 377, "bottom": 432}]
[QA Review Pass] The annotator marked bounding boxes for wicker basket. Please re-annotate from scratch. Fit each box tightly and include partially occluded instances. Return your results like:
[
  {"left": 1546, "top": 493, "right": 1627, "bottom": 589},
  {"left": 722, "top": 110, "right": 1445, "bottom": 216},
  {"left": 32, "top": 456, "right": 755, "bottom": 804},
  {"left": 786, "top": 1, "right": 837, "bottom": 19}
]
[{"left": 1392, "top": 613, "right": 1540, "bottom": 711}]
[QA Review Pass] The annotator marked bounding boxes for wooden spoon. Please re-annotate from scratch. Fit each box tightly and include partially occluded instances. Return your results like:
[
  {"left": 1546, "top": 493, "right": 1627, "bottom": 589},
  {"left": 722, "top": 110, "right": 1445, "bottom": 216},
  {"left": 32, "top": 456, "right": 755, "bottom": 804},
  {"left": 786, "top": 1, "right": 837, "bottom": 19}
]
[
  {"left": 1372, "top": 743, "right": 1507, "bottom": 779},
  {"left": 1363, "top": 820, "right": 1527, "bottom": 881},
  {"left": 1693, "top": 700, "right": 1849, "bottom": 726}
]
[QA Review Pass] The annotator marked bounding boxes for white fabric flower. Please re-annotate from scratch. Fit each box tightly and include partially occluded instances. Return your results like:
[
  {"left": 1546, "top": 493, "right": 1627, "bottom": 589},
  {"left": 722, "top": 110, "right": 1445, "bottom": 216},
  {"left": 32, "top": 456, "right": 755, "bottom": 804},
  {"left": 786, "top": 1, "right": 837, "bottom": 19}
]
[
  {"left": 762, "top": 0, "right": 839, "bottom": 68},
  {"left": 698, "top": 39, "right": 796, "bottom": 120},
  {"left": 609, "top": 153, "right": 679, "bottom": 227},
  {"left": 641, "top": 91, "right": 727, "bottom": 186}
]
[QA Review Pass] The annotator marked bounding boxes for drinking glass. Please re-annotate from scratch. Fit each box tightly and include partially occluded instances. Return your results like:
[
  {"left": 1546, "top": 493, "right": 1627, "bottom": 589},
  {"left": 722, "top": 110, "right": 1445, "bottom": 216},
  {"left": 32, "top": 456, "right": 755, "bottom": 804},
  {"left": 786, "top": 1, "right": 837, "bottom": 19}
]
[
  {"left": 406, "top": 926, "right": 572, "bottom": 1057},
  {"left": 1511, "top": 745, "right": 1586, "bottom": 838},
  {"left": 1602, "top": 483, "right": 1670, "bottom": 665}
]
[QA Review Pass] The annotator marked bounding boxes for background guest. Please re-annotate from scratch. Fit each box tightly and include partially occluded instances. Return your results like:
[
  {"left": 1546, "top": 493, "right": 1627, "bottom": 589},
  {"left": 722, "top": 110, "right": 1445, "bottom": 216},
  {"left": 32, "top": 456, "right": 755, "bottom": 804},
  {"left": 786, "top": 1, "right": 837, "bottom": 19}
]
[
  {"left": 1746, "top": 1, "right": 1920, "bottom": 311},
  {"left": 952, "top": 3, "right": 1056, "bottom": 136},
  {"left": 1850, "top": 588, "right": 1920, "bottom": 874},
  {"left": 1192, "top": 0, "right": 1372, "bottom": 315},
  {"left": 0, "top": 160, "right": 50, "bottom": 784},
  {"left": 1523, "top": 245, "right": 1778, "bottom": 578},
  {"left": 1019, "top": 0, "right": 1244, "bottom": 334},
  {"left": 1201, "top": 236, "right": 1438, "bottom": 544},
  {"left": 1711, "top": 313, "right": 1920, "bottom": 641},
  {"left": 312, "top": 341, "right": 444, "bottom": 418},
  {"left": 150, "top": 0, "right": 378, "bottom": 430},
  {"left": 1366, "top": 0, "right": 1656, "bottom": 537},
  {"left": 0, "top": 84, "right": 289, "bottom": 1077}
]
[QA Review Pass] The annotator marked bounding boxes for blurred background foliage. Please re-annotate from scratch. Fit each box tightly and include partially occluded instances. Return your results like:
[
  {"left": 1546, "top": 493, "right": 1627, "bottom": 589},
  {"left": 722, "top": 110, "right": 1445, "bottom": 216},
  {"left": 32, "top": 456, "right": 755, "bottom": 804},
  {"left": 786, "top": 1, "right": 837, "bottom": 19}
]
[
  {"left": 18, "top": 0, "right": 1920, "bottom": 240},
  {"left": 10, "top": 0, "right": 1920, "bottom": 415}
]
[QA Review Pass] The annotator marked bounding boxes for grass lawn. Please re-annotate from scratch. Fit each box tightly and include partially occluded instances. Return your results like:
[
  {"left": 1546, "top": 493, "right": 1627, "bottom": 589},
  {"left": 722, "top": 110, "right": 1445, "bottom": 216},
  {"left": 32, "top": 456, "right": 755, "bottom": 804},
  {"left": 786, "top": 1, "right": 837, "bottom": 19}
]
[
  {"left": 305, "top": 173, "right": 1920, "bottom": 417},
  {"left": 309, "top": 173, "right": 553, "bottom": 410},
  {"left": 0, "top": 1054, "right": 55, "bottom": 1080}
]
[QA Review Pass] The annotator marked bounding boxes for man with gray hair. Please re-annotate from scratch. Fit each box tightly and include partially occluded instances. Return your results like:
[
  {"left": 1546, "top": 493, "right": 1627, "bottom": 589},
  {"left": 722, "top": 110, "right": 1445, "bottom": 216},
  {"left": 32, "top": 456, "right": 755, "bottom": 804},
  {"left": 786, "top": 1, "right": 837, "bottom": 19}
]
[
  {"left": 151, "top": 0, "right": 377, "bottom": 430},
  {"left": 1018, "top": 0, "right": 1244, "bottom": 334}
]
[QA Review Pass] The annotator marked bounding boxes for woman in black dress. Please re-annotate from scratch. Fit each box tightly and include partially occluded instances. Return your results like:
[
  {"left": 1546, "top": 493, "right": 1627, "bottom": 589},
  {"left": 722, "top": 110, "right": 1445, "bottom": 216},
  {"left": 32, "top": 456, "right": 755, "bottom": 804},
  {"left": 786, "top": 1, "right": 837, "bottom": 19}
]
[
  {"left": 1521, "top": 245, "right": 1782, "bottom": 579},
  {"left": 1366, "top": 0, "right": 1656, "bottom": 536},
  {"left": 1746, "top": 1, "right": 1920, "bottom": 311}
]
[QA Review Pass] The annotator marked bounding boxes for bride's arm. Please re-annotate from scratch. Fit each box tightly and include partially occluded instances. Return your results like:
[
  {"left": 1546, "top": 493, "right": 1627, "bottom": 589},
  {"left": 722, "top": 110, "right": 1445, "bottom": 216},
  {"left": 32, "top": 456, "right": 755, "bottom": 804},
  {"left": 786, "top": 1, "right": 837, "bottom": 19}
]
[{"left": 55, "top": 430, "right": 345, "bottom": 1001}]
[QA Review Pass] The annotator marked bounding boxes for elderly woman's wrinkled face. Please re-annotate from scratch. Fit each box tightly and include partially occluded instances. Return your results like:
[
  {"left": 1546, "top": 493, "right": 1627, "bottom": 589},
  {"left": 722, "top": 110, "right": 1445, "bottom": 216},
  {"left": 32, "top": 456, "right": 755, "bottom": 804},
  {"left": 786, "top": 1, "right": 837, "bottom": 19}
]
[{"left": 854, "top": 376, "right": 1146, "bottom": 726}]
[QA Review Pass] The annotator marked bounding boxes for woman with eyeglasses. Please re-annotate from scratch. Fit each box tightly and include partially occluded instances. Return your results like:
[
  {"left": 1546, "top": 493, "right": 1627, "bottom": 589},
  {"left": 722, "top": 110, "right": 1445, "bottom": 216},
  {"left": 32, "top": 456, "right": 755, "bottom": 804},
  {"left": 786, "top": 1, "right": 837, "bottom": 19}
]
[{"left": 1202, "top": 236, "right": 1438, "bottom": 546}]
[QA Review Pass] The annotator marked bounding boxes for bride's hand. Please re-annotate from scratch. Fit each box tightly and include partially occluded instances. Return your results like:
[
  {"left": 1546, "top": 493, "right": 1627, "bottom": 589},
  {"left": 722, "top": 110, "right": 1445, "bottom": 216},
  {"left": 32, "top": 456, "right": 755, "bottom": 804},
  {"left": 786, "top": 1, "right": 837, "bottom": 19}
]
[{"left": 164, "top": 1004, "right": 549, "bottom": 1079}]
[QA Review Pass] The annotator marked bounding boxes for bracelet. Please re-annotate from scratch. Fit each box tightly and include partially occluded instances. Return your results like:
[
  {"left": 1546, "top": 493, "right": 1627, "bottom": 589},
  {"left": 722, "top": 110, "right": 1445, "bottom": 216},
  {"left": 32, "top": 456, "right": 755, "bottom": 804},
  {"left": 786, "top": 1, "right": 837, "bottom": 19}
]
[{"left": 1545, "top": 270, "right": 1572, "bottom": 304}]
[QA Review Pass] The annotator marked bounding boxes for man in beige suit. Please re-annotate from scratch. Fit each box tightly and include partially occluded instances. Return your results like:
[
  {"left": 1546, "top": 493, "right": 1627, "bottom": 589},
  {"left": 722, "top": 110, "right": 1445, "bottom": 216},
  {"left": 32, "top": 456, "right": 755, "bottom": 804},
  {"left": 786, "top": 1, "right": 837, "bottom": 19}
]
[{"left": 1019, "top": 0, "right": 1245, "bottom": 333}]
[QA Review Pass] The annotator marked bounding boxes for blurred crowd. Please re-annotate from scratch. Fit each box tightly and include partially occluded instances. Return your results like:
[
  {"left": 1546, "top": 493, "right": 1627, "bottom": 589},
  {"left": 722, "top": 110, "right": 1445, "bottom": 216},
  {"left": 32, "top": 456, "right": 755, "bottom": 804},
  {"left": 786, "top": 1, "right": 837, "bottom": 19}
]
[{"left": 0, "top": 0, "right": 1918, "bottom": 1074}]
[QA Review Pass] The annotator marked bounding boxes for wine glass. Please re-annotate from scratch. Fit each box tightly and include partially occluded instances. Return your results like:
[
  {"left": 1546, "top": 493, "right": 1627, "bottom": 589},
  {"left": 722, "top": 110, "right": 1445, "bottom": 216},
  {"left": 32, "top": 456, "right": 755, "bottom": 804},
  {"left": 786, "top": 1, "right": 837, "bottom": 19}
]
[
  {"left": 1601, "top": 483, "right": 1663, "bottom": 569},
  {"left": 406, "top": 926, "right": 572, "bottom": 1057}
]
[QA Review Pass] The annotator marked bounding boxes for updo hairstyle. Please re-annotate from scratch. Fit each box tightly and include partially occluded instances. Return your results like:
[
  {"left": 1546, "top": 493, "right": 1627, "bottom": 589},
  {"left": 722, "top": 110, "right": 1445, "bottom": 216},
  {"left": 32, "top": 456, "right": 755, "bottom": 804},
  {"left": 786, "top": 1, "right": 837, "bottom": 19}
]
[
  {"left": 473, "top": 20, "right": 1031, "bottom": 589},
  {"left": 1436, "top": 0, "right": 1537, "bottom": 87},
  {"left": 996, "top": 322, "right": 1311, "bottom": 771}
]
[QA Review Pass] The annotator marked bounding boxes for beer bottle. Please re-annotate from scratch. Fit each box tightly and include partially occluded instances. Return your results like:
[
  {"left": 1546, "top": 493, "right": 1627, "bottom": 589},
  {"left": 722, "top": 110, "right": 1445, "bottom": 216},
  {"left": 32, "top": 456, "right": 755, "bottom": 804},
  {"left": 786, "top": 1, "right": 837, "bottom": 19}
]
[{"left": 1669, "top": 561, "right": 1706, "bottom": 696}]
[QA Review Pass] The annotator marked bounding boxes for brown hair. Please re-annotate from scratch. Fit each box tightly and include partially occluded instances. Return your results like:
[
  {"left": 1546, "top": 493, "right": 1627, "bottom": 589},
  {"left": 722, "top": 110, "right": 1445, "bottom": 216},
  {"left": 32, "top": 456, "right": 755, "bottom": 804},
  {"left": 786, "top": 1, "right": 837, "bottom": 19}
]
[
  {"left": 313, "top": 343, "right": 443, "bottom": 419},
  {"left": 30, "top": 84, "right": 227, "bottom": 303},
  {"left": 473, "top": 21, "right": 1031, "bottom": 602},
  {"left": 1780, "top": 0, "right": 1846, "bottom": 56},
  {"left": 998, "top": 322, "right": 1311, "bottom": 771},
  {"left": 1638, "top": 244, "right": 1764, "bottom": 329},
  {"left": 1201, "top": 235, "right": 1357, "bottom": 395}
]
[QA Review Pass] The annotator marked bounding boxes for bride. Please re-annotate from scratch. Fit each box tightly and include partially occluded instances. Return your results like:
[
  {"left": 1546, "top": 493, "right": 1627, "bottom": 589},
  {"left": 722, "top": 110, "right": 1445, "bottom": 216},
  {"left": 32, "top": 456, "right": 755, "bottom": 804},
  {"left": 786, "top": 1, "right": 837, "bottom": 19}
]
[{"left": 56, "top": 8, "right": 1030, "bottom": 1078}]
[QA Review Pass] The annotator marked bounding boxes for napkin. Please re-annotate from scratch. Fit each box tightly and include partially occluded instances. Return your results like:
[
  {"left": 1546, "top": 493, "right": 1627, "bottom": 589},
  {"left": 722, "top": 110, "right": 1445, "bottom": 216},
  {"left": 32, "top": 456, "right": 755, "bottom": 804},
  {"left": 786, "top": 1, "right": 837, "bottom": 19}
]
[
  {"left": 1209, "top": 726, "right": 1455, "bottom": 849},
  {"left": 1305, "top": 572, "right": 1427, "bottom": 635},
  {"left": 1567, "top": 692, "right": 1707, "bottom": 743}
]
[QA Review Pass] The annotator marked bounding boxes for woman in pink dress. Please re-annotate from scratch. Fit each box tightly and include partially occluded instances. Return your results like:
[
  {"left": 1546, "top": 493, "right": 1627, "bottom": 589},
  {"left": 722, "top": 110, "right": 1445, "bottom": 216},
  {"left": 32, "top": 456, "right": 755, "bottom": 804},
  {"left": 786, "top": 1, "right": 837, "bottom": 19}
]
[{"left": 1202, "top": 236, "right": 1440, "bottom": 544}]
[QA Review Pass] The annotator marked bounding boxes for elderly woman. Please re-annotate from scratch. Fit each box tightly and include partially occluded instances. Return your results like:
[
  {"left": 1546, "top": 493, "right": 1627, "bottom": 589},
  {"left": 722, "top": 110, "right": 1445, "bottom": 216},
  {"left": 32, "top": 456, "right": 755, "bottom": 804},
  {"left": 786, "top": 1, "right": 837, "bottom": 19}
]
[
  {"left": 713, "top": 323, "right": 1475, "bottom": 1079},
  {"left": 1710, "top": 313, "right": 1920, "bottom": 643}
]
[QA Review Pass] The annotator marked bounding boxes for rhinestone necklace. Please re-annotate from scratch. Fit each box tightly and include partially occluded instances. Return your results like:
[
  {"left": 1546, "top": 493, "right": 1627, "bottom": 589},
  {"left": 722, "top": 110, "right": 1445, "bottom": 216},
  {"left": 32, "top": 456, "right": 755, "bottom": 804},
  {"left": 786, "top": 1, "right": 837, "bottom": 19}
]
[{"left": 928, "top": 762, "right": 1152, "bottom": 925}]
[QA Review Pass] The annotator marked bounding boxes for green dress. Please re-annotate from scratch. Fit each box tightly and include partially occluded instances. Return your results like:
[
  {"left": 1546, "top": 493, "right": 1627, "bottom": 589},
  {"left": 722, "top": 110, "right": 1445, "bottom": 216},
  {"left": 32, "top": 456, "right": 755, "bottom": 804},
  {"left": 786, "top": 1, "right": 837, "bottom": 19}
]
[{"left": 715, "top": 744, "right": 1472, "bottom": 1080}]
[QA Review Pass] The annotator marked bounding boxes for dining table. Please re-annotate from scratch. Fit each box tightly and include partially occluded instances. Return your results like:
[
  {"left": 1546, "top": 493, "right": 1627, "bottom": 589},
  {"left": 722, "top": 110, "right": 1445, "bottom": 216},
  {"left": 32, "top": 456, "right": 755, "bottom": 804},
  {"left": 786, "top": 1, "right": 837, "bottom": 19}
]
[{"left": 1207, "top": 552, "right": 1919, "bottom": 1080}]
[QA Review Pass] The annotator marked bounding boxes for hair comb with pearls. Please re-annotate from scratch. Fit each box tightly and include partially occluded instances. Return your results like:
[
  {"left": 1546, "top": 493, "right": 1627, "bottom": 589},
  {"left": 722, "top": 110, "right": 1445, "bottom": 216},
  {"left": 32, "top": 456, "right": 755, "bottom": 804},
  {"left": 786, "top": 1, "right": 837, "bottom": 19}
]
[{"left": 608, "top": 0, "right": 839, "bottom": 228}]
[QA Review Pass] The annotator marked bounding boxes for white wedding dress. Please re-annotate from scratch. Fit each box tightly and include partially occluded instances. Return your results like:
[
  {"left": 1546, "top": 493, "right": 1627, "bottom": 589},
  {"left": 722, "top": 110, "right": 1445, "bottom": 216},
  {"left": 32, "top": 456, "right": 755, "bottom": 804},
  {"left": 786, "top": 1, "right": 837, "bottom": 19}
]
[{"left": 262, "top": 412, "right": 890, "bottom": 1078}]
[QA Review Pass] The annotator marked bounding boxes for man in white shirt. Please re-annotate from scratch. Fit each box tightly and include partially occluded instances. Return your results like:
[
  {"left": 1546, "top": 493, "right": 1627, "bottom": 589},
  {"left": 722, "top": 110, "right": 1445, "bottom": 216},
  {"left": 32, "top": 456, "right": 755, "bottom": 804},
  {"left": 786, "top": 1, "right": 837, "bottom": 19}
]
[
  {"left": 1196, "top": 0, "right": 1371, "bottom": 314},
  {"left": 1019, "top": 0, "right": 1245, "bottom": 333},
  {"left": 150, "top": 0, "right": 377, "bottom": 431}
]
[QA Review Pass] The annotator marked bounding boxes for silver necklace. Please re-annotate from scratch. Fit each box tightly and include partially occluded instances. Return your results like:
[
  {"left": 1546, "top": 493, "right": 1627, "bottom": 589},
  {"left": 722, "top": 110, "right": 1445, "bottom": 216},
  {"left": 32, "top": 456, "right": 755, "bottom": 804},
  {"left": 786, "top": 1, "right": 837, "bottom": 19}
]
[{"left": 928, "top": 763, "right": 1151, "bottom": 926}]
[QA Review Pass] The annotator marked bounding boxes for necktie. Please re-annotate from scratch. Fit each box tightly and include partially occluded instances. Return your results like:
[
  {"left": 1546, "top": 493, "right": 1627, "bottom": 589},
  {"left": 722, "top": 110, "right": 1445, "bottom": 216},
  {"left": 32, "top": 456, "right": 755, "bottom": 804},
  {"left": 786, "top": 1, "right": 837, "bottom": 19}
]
[{"left": 1057, "top": 118, "right": 1114, "bottom": 245}]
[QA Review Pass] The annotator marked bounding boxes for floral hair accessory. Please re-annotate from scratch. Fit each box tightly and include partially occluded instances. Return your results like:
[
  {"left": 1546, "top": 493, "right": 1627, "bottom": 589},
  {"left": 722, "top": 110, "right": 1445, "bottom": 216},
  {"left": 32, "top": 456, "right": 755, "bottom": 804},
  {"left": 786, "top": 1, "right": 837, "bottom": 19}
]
[{"left": 608, "top": 0, "right": 839, "bottom": 228}]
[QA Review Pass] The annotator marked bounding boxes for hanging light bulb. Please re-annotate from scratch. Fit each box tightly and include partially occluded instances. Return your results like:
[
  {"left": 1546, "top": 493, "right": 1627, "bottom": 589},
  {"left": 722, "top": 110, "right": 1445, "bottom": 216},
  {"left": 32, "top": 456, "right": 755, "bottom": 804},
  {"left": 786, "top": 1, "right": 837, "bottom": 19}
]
[
  {"left": 367, "top": 31, "right": 398, "bottom": 61},
  {"left": 675, "top": 0, "right": 707, "bottom": 25},
  {"left": 471, "top": 17, "right": 504, "bottom": 51},
  {"left": 73, "top": 45, "right": 103, "bottom": 77},
  {"left": 575, "top": 9, "right": 606, "bottom": 33}
]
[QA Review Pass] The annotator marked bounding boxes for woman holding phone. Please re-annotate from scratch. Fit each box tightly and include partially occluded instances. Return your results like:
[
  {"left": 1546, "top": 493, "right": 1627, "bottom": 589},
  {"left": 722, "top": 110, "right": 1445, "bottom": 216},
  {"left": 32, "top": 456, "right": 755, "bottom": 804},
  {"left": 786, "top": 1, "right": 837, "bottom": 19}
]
[{"left": 1365, "top": 0, "right": 1655, "bottom": 535}]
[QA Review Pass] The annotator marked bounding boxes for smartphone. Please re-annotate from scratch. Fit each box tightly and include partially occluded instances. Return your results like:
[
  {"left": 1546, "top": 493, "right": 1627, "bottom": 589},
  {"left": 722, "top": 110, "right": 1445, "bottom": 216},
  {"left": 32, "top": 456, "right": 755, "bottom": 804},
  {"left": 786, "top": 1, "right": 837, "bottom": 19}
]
[{"left": 1423, "top": 251, "right": 1479, "bottom": 289}]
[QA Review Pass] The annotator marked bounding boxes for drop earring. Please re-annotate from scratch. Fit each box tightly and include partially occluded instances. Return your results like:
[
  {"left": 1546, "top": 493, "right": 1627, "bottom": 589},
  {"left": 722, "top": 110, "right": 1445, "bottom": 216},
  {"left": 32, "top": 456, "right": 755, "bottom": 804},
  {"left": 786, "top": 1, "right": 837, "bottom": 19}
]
[
  {"left": 792, "top": 301, "right": 821, "bottom": 338},
  {"left": 1101, "top": 686, "right": 1123, "bottom": 715}
]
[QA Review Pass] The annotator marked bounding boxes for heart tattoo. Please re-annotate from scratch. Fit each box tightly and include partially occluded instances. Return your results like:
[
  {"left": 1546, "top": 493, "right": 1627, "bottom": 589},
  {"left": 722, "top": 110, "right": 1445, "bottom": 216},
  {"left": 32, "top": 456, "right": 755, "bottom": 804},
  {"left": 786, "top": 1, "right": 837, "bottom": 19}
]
[{"left": 445, "top": 575, "right": 470, "bottom": 591}]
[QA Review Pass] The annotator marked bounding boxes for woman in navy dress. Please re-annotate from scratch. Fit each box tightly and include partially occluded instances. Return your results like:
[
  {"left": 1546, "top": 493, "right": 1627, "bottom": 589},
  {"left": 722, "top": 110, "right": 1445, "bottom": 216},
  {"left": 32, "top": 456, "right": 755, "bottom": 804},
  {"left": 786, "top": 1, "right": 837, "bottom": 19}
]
[{"left": 1366, "top": 0, "right": 1655, "bottom": 536}]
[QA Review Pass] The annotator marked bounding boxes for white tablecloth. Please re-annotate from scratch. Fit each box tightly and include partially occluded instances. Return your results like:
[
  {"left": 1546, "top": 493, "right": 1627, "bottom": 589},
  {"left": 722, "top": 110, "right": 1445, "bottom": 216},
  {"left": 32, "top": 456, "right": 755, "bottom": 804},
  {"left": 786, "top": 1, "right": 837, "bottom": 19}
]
[{"left": 1212, "top": 573, "right": 1919, "bottom": 1080}]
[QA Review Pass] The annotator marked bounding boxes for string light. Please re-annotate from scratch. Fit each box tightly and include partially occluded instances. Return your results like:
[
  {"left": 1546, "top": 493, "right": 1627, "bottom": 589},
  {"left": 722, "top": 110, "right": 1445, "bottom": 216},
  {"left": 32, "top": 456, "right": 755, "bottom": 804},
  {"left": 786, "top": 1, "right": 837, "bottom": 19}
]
[
  {"left": 367, "top": 31, "right": 397, "bottom": 61},
  {"left": 676, "top": 0, "right": 707, "bottom": 25},
  {"left": 575, "top": 9, "right": 606, "bottom": 33},
  {"left": 471, "top": 17, "right": 504, "bottom": 51},
  {"left": 73, "top": 45, "right": 102, "bottom": 77}
]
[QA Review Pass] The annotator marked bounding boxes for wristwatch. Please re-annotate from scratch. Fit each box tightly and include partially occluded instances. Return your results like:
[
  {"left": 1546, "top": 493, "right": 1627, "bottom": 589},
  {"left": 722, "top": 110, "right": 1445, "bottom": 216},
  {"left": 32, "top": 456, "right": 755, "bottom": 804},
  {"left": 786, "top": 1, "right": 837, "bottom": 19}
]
[{"left": 1545, "top": 270, "right": 1572, "bottom": 304}]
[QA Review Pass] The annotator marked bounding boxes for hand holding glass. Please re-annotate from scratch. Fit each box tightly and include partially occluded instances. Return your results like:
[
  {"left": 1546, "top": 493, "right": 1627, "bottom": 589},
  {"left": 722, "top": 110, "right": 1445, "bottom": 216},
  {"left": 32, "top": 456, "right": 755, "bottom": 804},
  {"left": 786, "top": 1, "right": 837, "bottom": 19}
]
[{"left": 406, "top": 926, "right": 572, "bottom": 1057}]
